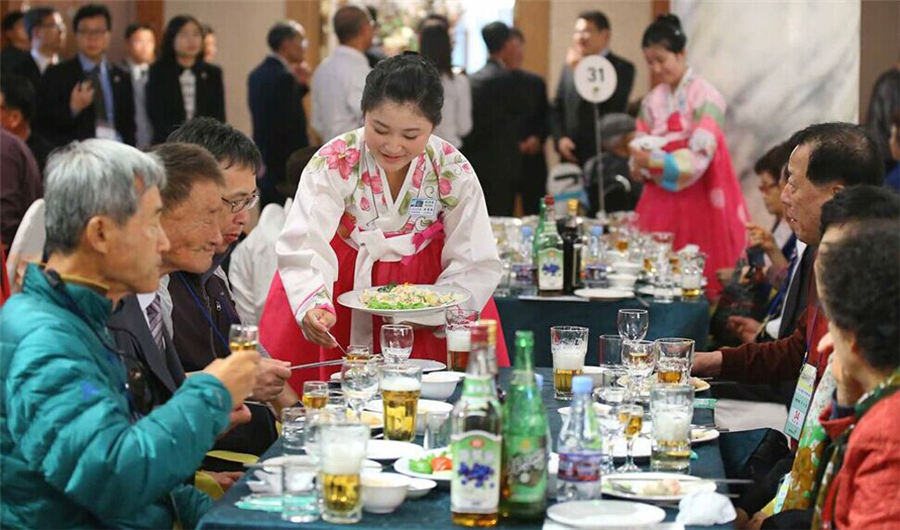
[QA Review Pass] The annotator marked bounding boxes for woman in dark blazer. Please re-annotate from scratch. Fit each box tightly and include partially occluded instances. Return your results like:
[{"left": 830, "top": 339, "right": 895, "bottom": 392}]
[{"left": 147, "top": 15, "right": 225, "bottom": 144}]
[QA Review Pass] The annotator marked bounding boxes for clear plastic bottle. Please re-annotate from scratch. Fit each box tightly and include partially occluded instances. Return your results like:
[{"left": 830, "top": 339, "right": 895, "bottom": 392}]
[{"left": 556, "top": 376, "right": 603, "bottom": 502}]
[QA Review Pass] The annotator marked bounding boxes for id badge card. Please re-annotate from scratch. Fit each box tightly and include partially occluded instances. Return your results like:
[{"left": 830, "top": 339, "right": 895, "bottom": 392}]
[
  {"left": 408, "top": 198, "right": 437, "bottom": 219},
  {"left": 784, "top": 363, "right": 817, "bottom": 440}
]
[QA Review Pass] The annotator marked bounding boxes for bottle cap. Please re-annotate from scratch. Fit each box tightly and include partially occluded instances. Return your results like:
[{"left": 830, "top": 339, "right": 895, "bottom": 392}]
[
  {"left": 514, "top": 330, "right": 534, "bottom": 348},
  {"left": 534, "top": 373, "right": 544, "bottom": 387},
  {"left": 572, "top": 376, "right": 593, "bottom": 394},
  {"left": 521, "top": 225, "right": 534, "bottom": 236},
  {"left": 545, "top": 196, "right": 555, "bottom": 206},
  {"left": 591, "top": 225, "right": 604, "bottom": 236},
  {"left": 476, "top": 319, "right": 497, "bottom": 346}
]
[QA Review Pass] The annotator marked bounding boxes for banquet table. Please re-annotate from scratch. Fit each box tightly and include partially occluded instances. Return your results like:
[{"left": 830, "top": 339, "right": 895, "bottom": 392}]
[
  {"left": 494, "top": 296, "right": 710, "bottom": 367},
  {"left": 198, "top": 367, "right": 733, "bottom": 530}
]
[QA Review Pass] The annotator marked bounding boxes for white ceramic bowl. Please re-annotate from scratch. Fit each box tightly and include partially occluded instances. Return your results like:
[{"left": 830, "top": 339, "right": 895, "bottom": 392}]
[
  {"left": 608, "top": 273, "right": 638, "bottom": 290},
  {"left": 405, "top": 477, "right": 437, "bottom": 499},
  {"left": 361, "top": 472, "right": 410, "bottom": 514},
  {"left": 612, "top": 261, "right": 643, "bottom": 275},
  {"left": 581, "top": 366, "right": 605, "bottom": 388},
  {"left": 421, "top": 371, "right": 463, "bottom": 400}
]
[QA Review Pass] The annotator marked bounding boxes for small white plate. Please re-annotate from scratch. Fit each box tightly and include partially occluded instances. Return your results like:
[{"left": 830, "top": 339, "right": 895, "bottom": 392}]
[
  {"left": 602, "top": 472, "right": 716, "bottom": 503},
  {"left": 574, "top": 288, "right": 635, "bottom": 300},
  {"left": 407, "top": 359, "right": 446, "bottom": 373},
  {"left": 367, "top": 440, "right": 425, "bottom": 462},
  {"left": 405, "top": 477, "right": 437, "bottom": 498},
  {"left": 547, "top": 499, "right": 666, "bottom": 528},
  {"left": 394, "top": 448, "right": 453, "bottom": 483},
  {"left": 691, "top": 428, "right": 720, "bottom": 444}
]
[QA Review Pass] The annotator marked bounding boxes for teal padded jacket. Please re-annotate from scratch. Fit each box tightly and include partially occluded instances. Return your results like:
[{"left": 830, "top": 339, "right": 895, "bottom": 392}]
[{"left": 1, "top": 264, "right": 233, "bottom": 528}]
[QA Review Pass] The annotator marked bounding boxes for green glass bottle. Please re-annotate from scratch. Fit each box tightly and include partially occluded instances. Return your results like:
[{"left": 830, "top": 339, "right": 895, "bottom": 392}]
[
  {"left": 536, "top": 197, "right": 564, "bottom": 296},
  {"left": 500, "top": 331, "right": 548, "bottom": 520}
]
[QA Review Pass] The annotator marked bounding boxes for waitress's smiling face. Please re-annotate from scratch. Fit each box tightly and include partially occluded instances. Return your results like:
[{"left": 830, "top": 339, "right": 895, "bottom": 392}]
[{"left": 364, "top": 100, "right": 434, "bottom": 175}]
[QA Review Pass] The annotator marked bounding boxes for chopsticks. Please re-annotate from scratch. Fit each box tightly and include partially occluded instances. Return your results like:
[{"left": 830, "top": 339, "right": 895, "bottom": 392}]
[
  {"left": 290, "top": 359, "right": 345, "bottom": 371},
  {"left": 606, "top": 477, "right": 753, "bottom": 485}
]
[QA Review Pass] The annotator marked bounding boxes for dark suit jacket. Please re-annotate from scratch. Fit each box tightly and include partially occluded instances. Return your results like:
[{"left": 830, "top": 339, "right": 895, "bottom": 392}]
[
  {"left": 147, "top": 60, "right": 225, "bottom": 144},
  {"left": 551, "top": 51, "right": 635, "bottom": 165},
  {"left": 108, "top": 294, "right": 185, "bottom": 413},
  {"left": 2, "top": 47, "right": 41, "bottom": 90},
  {"left": 35, "top": 57, "right": 135, "bottom": 148},
  {"left": 462, "top": 59, "right": 522, "bottom": 217},
  {"left": 511, "top": 69, "right": 549, "bottom": 215},
  {"left": 248, "top": 56, "right": 309, "bottom": 204}
]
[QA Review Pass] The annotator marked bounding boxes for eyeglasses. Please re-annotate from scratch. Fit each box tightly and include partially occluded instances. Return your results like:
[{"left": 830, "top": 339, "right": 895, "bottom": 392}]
[{"left": 221, "top": 191, "right": 259, "bottom": 213}]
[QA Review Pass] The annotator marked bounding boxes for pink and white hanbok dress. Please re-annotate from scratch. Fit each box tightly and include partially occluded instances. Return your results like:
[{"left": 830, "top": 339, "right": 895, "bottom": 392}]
[
  {"left": 259, "top": 129, "right": 506, "bottom": 391},
  {"left": 635, "top": 68, "right": 748, "bottom": 296}
]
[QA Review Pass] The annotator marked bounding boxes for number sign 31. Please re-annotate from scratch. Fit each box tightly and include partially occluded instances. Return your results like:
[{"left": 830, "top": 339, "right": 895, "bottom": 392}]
[{"left": 573, "top": 55, "right": 618, "bottom": 104}]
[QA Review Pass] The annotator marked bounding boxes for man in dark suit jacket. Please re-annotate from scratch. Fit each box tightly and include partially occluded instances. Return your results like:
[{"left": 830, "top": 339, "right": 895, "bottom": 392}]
[
  {"left": 462, "top": 22, "right": 523, "bottom": 217},
  {"left": 551, "top": 11, "right": 634, "bottom": 167},
  {"left": 35, "top": 5, "right": 135, "bottom": 148},
  {"left": 504, "top": 28, "right": 549, "bottom": 215},
  {"left": 6, "top": 7, "right": 65, "bottom": 91},
  {"left": 248, "top": 21, "right": 311, "bottom": 207}
]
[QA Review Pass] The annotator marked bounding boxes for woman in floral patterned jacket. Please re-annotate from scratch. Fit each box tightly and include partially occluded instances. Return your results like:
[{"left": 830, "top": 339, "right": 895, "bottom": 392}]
[{"left": 259, "top": 54, "right": 504, "bottom": 389}]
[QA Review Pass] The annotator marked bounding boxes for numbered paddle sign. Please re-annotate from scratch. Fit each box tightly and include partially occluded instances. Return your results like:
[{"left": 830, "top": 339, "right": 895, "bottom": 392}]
[{"left": 573, "top": 55, "right": 618, "bottom": 104}]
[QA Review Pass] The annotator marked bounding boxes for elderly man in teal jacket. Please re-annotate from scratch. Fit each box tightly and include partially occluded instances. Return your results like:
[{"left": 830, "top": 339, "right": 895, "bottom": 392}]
[{"left": 0, "top": 139, "right": 260, "bottom": 528}]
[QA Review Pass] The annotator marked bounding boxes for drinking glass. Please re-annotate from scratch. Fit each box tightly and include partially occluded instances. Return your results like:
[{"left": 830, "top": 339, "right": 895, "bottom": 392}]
[
  {"left": 281, "top": 407, "right": 307, "bottom": 455},
  {"left": 597, "top": 406, "right": 623, "bottom": 474},
  {"left": 228, "top": 324, "right": 258, "bottom": 354},
  {"left": 650, "top": 384, "right": 694, "bottom": 472},
  {"left": 680, "top": 255, "right": 704, "bottom": 301},
  {"left": 319, "top": 422, "right": 369, "bottom": 524},
  {"left": 622, "top": 339, "right": 656, "bottom": 400},
  {"left": 302, "top": 381, "right": 328, "bottom": 410},
  {"left": 341, "top": 359, "right": 379, "bottom": 420},
  {"left": 282, "top": 455, "right": 320, "bottom": 523},
  {"left": 550, "top": 326, "right": 589, "bottom": 400},
  {"left": 617, "top": 309, "right": 648, "bottom": 342},
  {"left": 324, "top": 390, "right": 347, "bottom": 419},
  {"left": 380, "top": 363, "right": 422, "bottom": 442},
  {"left": 380, "top": 324, "right": 413, "bottom": 363},
  {"left": 594, "top": 369, "right": 628, "bottom": 406},
  {"left": 445, "top": 308, "right": 479, "bottom": 372},
  {"left": 655, "top": 338, "right": 695, "bottom": 385},
  {"left": 423, "top": 411, "right": 452, "bottom": 450},
  {"left": 616, "top": 403, "right": 644, "bottom": 473},
  {"left": 345, "top": 344, "right": 371, "bottom": 360},
  {"left": 598, "top": 333, "right": 623, "bottom": 367}
]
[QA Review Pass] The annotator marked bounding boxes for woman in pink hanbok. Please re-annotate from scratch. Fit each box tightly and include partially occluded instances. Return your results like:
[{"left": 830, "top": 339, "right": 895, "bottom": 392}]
[{"left": 629, "top": 15, "right": 748, "bottom": 296}]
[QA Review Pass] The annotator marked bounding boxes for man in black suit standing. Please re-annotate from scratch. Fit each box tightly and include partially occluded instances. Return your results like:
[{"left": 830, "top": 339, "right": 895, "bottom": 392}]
[
  {"left": 248, "top": 20, "right": 311, "bottom": 207},
  {"left": 1, "top": 11, "right": 31, "bottom": 76},
  {"left": 8, "top": 7, "right": 65, "bottom": 90},
  {"left": 551, "top": 11, "right": 634, "bottom": 167},
  {"left": 36, "top": 4, "right": 135, "bottom": 148},
  {"left": 463, "top": 21, "right": 522, "bottom": 217},
  {"left": 504, "top": 28, "right": 549, "bottom": 216}
]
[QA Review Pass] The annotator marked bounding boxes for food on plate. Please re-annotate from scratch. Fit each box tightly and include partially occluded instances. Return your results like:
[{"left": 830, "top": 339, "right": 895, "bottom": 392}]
[
  {"left": 408, "top": 451, "right": 452, "bottom": 477},
  {"left": 360, "top": 283, "right": 463, "bottom": 310},
  {"left": 640, "top": 478, "right": 683, "bottom": 496}
]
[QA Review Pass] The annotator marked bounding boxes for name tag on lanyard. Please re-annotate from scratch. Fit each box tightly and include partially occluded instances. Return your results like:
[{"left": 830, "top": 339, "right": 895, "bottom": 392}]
[
  {"left": 784, "top": 362, "right": 817, "bottom": 440},
  {"left": 408, "top": 198, "right": 437, "bottom": 219}
]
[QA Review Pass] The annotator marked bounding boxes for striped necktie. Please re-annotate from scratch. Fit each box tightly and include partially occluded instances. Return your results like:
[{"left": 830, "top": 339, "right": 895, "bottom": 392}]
[{"left": 146, "top": 293, "right": 165, "bottom": 352}]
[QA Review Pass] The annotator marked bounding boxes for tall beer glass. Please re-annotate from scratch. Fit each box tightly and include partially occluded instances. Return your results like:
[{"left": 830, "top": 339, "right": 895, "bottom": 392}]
[
  {"left": 445, "top": 307, "right": 478, "bottom": 372},
  {"left": 650, "top": 384, "right": 694, "bottom": 472},
  {"left": 380, "top": 364, "right": 422, "bottom": 441},
  {"left": 551, "top": 326, "right": 589, "bottom": 400},
  {"left": 320, "top": 422, "right": 369, "bottom": 524}
]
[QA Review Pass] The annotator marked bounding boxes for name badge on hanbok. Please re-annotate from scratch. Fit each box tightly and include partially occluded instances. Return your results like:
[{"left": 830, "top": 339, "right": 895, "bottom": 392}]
[
  {"left": 408, "top": 198, "right": 437, "bottom": 219},
  {"left": 784, "top": 363, "right": 817, "bottom": 440}
]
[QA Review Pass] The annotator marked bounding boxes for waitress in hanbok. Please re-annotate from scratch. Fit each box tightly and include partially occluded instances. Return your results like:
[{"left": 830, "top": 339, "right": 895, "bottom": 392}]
[
  {"left": 629, "top": 15, "right": 748, "bottom": 296},
  {"left": 259, "top": 54, "right": 505, "bottom": 389}
]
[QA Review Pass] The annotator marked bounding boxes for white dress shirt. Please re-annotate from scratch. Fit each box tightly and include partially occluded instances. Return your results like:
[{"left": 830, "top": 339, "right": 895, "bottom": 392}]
[
  {"left": 765, "top": 239, "right": 807, "bottom": 339},
  {"left": 433, "top": 73, "right": 472, "bottom": 148},
  {"left": 30, "top": 49, "right": 58, "bottom": 74},
  {"left": 127, "top": 59, "right": 154, "bottom": 149},
  {"left": 179, "top": 68, "right": 197, "bottom": 121},
  {"left": 310, "top": 45, "right": 370, "bottom": 143}
]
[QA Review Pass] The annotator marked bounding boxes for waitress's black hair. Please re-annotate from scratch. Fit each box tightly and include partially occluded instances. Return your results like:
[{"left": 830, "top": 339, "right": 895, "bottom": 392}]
[
  {"left": 641, "top": 14, "right": 686, "bottom": 53},
  {"left": 419, "top": 24, "right": 453, "bottom": 77},
  {"left": 159, "top": 14, "right": 204, "bottom": 64},
  {"left": 360, "top": 53, "right": 443, "bottom": 126}
]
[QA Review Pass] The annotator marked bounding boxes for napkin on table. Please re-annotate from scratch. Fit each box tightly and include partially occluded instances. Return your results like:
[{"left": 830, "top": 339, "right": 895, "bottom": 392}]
[{"left": 675, "top": 490, "right": 736, "bottom": 526}]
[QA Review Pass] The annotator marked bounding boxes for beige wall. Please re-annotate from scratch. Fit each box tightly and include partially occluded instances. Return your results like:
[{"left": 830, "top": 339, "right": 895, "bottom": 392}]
[
  {"left": 547, "top": 0, "right": 653, "bottom": 101},
  {"left": 164, "top": 0, "right": 287, "bottom": 136},
  {"left": 860, "top": 0, "right": 900, "bottom": 120}
]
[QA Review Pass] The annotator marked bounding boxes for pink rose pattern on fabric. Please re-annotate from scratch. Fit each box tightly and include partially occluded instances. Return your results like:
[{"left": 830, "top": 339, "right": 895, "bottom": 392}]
[{"left": 319, "top": 139, "right": 360, "bottom": 181}]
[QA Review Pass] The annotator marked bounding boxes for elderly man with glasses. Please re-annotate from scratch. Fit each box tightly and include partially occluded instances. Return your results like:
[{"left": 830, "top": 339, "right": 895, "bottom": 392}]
[{"left": 0, "top": 139, "right": 260, "bottom": 528}]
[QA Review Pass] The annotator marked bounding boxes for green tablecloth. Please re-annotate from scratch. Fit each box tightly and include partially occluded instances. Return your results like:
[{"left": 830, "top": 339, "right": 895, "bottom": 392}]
[
  {"left": 198, "top": 367, "right": 732, "bottom": 529},
  {"left": 494, "top": 296, "right": 710, "bottom": 367}
]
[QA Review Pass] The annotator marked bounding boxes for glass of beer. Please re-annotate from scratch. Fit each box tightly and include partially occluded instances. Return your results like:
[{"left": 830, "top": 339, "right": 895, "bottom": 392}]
[
  {"left": 650, "top": 384, "right": 694, "bottom": 472},
  {"left": 445, "top": 307, "right": 479, "bottom": 372},
  {"left": 616, "top": 403, "right": 644, "bottom": 473},
  {"left": 319, "top": 422, "right": 369, "bottom": 524},
  {"left": 551, "top": 326, "right": 589, "bottom": 400},
  {"left": 680, "top": 255, "right": 704, "bottom": 300},
  {"left": 302, "top": 381, "right": 328, "bottom": 410},
  {"left": 228, "top": 324, "right": 258, "bottom": 354},
  {"left": 345, "top": 344, "right": 371, "bottom": 361},
  {"left": 655, "top": 338, "right": 695, "bottom": 384},
  {"left": 380, "top": 364, "right": 422, "bottom": 441}
]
